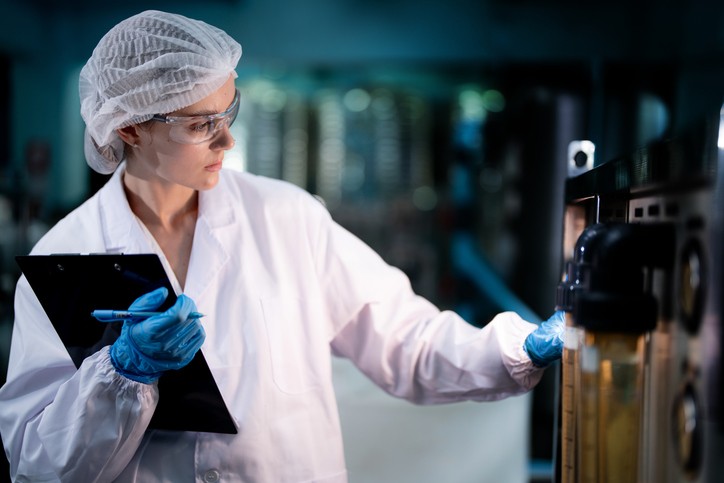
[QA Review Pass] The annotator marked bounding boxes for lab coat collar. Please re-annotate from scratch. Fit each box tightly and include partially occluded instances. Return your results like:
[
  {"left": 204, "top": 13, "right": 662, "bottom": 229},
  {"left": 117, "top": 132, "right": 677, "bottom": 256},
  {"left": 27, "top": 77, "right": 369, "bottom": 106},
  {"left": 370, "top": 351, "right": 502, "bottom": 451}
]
[
  {"left": 198, "top": 173, "right": 237, "bottom": 230},
  {"left": 99, "top": 164, "right": 141, "bottom": 254},
  {"left": 185, "top": 174, "right": 234, "bottom": 299},
  {"left": 98, "top": 164, "right": 235, "bottom": 299},
  {"left": 99, "top": 164, "right": 238, "bottom": 253}
]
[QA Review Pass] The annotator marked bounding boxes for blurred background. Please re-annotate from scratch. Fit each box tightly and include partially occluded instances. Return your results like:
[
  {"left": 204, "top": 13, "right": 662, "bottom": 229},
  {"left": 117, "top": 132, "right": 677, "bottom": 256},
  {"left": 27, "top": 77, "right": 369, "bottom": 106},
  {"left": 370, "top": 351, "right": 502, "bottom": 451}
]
[{"left": 0, "top": 0, "right": 723, "bottom": 482}]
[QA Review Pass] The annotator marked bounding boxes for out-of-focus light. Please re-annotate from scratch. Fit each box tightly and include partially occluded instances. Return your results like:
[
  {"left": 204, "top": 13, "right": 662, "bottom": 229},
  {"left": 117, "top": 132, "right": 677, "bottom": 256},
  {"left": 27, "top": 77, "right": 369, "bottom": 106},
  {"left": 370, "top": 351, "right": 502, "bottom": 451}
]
[
  {"left": 261, "top": 88, "right": 287, "bottom": 112},
  {"left": 458, "top": 88, "right": 485, "bottom": 121},
  {"left": 718, "top": 111, "right": 724, "bottom": 149},
  {"left": 343, "top": 88, "right": 371, "bottom": 112},
  {"left": 412, "top": 185, "right": 438, "bottom": 211},
  {"left": 320, "top": 138, "right": 345, "bottom": 159},
  {"left": 481, "top": 89, "right": 505, "bottom": 112},
  {"left": 244, "top": 79, "right": 287, "bottom": 112},
  {"left": 246, "top": 80, "right": 275, "bottom": 100},
  {"left": 458, "top": 87, "right": 505, "bottom": 120}
]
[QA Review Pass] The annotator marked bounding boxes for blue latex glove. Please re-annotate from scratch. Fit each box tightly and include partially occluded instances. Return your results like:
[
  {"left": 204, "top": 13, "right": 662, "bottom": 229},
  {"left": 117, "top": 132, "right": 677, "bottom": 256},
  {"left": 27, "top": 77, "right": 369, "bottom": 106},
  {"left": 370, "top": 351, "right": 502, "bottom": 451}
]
[
  {"left": 523, "top": 310, "right": 565, "bottom": 367},
  {"left": 110, "top": 287, "right": 206, "bottom": 383}
]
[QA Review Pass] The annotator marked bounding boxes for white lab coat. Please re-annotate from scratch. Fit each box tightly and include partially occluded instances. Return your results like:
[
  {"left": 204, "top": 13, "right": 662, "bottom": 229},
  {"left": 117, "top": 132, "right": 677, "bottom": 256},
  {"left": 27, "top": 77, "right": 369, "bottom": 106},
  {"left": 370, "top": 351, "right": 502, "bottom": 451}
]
[{"left": 0, "top": 164, "right": 543, "bottom": 482}]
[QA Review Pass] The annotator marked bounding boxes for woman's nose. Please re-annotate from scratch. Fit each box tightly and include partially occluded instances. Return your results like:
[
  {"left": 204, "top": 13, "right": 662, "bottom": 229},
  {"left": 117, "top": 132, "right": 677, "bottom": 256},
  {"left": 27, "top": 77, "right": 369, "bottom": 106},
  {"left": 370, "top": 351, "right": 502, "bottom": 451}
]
[{"left": 210, "top": 123, "right": 235, "bottom": 150}]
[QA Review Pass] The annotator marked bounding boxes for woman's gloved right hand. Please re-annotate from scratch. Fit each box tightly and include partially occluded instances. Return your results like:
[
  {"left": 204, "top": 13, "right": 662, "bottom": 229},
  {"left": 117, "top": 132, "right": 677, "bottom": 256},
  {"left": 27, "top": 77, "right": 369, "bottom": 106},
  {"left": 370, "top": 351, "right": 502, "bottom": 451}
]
[
  {"left": 110, "top": 287, "right": 206, "bottom": 384},
  {"left": 523, "top": 310, "right": 565, "bottom": 368}
]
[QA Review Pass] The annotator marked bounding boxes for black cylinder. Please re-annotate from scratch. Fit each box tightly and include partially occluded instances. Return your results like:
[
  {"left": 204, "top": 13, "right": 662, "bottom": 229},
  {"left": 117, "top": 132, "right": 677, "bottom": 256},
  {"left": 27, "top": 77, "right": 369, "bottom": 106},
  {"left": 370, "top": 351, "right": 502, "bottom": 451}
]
[{"left": 557, "top": 222, "right": 675, "bottom": 333}]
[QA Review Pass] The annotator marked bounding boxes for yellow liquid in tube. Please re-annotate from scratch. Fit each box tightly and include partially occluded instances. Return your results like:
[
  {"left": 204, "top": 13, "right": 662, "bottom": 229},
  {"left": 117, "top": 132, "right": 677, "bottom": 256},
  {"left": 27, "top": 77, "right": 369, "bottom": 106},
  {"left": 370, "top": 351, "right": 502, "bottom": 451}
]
[{"left": 578, "top": 332, "right": 644, "bottom": 483}]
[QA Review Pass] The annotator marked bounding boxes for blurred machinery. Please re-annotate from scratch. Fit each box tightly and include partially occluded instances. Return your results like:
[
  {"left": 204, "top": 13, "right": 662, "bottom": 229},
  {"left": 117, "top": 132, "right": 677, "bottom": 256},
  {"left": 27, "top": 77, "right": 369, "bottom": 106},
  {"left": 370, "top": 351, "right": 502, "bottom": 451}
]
[
  {"left": 554, "top": 108, "right": 724, "bottom": 482},
  {"left": 233, "top": 75, "right": 442, "bottom": 302}
]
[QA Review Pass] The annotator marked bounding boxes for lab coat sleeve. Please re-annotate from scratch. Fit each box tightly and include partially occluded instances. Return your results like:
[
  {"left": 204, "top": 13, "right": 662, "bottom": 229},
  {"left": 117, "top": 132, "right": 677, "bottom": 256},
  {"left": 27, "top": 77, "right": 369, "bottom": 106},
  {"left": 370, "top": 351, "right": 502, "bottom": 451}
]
[
  {"left": 313, "top": 205, "right": 544, "bottom": 404},
  {"left": 0, "top": 276, "right": 159, "bottom": 482}
]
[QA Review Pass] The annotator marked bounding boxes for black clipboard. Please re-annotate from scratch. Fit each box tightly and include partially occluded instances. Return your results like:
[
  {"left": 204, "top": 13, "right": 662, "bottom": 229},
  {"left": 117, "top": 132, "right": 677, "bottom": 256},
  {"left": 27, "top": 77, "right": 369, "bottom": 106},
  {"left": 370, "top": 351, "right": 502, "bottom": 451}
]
[{"left": 16, "top": 253, "right": 237, "bottom": 435}]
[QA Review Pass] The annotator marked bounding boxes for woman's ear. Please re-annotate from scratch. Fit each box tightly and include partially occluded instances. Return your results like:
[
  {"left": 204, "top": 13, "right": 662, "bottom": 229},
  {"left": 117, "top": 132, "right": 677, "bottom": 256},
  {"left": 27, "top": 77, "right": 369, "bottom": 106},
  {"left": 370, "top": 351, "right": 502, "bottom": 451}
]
[{"left": 117, "top": 125, "right": 142, "bottom": 147}]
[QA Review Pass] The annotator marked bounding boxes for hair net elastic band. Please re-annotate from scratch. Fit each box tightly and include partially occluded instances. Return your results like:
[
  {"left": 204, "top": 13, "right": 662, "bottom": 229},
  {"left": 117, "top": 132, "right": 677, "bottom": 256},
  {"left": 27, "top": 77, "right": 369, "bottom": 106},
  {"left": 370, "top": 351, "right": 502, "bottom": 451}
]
[{"left": 84, "top": 129, "right": 125, "bottom": 175}]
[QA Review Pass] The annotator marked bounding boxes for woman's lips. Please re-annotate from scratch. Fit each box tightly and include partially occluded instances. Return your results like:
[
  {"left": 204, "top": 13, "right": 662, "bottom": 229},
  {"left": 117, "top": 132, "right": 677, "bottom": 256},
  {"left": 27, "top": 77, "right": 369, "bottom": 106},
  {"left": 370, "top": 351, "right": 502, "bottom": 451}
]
[{"left": 205, "top": 160, "right": 223, "bottom": 172}]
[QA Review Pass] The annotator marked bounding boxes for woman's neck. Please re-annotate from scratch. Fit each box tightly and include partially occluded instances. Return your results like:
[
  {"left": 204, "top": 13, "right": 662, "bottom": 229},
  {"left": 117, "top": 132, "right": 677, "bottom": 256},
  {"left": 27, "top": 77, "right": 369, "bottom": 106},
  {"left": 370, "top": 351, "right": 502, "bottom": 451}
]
[
  {"left": 122, "top": 170, "right": 199, "bottom": 230},
  {"left": 122, "top": 169, "right": 199, "bottom": 289}
]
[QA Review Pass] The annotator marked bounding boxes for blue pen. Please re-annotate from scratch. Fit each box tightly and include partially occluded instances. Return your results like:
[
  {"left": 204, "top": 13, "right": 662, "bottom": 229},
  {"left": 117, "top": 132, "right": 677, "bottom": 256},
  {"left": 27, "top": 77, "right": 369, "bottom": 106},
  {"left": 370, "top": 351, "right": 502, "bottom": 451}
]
[{"left": 91, "top": 310, "right": 205, "bottom": 322}]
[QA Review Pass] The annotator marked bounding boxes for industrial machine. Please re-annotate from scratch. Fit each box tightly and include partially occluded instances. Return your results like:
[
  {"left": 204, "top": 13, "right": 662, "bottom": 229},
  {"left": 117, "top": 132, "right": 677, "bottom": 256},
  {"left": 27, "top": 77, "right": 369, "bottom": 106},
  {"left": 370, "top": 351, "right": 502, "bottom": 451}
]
[{"left": 554, "top": 108, "right": 724, "bottom": 482}]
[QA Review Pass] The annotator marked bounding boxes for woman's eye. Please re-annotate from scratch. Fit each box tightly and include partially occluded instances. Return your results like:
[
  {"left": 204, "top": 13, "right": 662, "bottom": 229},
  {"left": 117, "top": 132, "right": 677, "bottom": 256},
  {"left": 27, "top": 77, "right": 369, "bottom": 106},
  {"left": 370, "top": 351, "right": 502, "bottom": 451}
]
[{"left": 187, "top": 121, "right": 212, "bottom": 133}]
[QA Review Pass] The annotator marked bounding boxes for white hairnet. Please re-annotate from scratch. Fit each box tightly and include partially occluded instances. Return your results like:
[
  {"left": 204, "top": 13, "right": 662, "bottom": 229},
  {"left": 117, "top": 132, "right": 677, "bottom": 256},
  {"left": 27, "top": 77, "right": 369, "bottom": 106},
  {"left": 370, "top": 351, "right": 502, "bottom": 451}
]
[{"left": 79, "top": 10, "right": 242, "bottom": 174}]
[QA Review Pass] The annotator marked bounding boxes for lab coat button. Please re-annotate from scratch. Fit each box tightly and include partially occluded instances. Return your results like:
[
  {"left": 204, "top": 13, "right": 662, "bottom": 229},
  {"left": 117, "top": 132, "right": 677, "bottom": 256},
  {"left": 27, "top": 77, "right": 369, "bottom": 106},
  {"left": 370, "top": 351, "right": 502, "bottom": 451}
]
[{"left": 203, "top": 469, "right": 221, "bottom": 482}]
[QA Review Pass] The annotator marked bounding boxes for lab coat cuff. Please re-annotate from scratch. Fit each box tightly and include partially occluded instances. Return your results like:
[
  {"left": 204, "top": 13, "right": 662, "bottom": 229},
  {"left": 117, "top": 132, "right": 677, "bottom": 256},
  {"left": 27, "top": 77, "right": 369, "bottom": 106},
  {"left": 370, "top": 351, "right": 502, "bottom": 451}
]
[
  {"left": 494, "top": 312, "right": 545, "bottom": 391},
  {"left": 95, "top": 346, "right": 159, "bottom": 389}
]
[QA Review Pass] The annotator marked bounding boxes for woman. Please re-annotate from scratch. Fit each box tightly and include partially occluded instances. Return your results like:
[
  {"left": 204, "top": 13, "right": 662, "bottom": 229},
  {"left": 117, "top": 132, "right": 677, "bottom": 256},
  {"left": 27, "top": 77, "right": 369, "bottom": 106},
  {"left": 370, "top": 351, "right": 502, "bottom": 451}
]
[{"left": 0, "top": 10, "right": 563, "bottom": 482}]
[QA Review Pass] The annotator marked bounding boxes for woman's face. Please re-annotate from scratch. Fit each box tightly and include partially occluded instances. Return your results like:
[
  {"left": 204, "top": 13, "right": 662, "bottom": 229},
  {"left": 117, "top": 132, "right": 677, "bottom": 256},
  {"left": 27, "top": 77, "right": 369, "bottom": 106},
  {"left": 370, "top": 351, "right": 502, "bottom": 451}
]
[{"left": 126, "top": 76, "right": 238, "bottom": 191}]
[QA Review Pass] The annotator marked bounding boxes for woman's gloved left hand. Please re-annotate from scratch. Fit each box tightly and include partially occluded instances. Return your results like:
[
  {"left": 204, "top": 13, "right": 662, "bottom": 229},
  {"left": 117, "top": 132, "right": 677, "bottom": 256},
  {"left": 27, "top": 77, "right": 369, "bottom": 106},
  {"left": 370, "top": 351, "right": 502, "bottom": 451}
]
[{"left": 523, "top": 310, "right": 565, "bottom": 367}]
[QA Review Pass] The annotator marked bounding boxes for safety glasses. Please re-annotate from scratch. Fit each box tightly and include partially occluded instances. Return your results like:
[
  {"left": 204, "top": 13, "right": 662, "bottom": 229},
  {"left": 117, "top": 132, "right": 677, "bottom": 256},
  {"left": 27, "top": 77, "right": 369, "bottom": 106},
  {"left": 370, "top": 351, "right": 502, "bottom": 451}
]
[{"left": 151, "top": 89, "right": 240, "bottom": 144}]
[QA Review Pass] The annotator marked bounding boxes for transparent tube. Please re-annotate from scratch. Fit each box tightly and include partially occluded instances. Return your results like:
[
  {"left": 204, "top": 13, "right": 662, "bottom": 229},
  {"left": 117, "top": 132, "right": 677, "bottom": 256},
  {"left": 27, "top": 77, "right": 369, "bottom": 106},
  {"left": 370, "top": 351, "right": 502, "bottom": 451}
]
[
  {"left": 561, "top": 313, "right": 583, "bottom": 483},
  {"left": 578, "top": 332, "right": 645, "bottom": 483}
]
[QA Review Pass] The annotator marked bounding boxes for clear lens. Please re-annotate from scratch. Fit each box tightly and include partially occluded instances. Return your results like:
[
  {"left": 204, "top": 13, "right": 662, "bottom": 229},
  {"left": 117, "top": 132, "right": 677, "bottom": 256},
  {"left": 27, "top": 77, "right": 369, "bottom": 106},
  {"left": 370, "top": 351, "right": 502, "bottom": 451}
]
[{"left": 152, "top": 89, "right": 240, "bottom": 144}]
